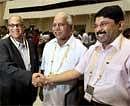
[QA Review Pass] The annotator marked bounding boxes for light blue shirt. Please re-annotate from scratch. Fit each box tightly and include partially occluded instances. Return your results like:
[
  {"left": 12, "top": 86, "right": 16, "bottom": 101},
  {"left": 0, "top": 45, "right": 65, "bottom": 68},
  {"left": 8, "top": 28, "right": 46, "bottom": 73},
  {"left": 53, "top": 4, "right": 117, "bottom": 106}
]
[{"left": 10, "top": 37, "right": 31, "bottom": 71}]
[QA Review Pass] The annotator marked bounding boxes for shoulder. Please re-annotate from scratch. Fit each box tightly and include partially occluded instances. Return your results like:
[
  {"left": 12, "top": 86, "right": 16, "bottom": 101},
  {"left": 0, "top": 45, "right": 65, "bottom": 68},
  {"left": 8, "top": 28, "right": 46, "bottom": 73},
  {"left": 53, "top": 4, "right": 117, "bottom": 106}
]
[
  {"left": 70, "top": 37, "right": 87, "bottom": 55},
  {"left": 0, "top": 38, "right": 12, "bottom": 54},
  {"left": 0, "top": 37, "right": 11, "bottom": 46},
  {"left": 41, "top": 38, "right": 56, "bottom": 53},
  {"left": 122, "top": 37, "right": 130, "bottom": 52},
  {"left": 44, "top": 38, "right": 56, "bottom": 47},
  {"left": 74, "top": 38, "right": 86, "bottom": 50}
]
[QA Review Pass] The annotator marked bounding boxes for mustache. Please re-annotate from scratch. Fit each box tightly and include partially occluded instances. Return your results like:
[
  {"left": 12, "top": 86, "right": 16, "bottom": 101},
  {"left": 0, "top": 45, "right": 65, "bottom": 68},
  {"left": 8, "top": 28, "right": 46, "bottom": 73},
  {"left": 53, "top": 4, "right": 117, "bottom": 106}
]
[{"left": 96, "top": 31, "right": 106, "bottom": 35}]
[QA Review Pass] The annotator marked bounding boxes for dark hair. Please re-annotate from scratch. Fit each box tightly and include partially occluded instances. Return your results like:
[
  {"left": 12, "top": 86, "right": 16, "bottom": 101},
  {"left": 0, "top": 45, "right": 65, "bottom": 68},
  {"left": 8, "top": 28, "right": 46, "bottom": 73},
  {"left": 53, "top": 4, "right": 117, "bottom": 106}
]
[{"left": 94, "top": 5, "right": 124, "bottom": 23}]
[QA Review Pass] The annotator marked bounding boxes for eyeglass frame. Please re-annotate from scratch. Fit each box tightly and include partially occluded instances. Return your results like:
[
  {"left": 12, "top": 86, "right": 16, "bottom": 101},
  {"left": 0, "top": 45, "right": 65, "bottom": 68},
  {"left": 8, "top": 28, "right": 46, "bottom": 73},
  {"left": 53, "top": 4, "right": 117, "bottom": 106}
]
[
  {"left": 8, "top": 23, "right": 24, "bottom": 28},
  {"left": 93, "top": 21, "right": 115, "bottom": 29}
]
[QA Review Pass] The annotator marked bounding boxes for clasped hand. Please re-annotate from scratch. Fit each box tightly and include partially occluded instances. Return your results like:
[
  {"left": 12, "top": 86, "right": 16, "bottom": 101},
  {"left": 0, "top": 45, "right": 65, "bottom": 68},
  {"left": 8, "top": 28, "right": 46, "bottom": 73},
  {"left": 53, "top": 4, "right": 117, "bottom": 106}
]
[{"left": 32, "top": 73, "right": 52, "bottom": 87}]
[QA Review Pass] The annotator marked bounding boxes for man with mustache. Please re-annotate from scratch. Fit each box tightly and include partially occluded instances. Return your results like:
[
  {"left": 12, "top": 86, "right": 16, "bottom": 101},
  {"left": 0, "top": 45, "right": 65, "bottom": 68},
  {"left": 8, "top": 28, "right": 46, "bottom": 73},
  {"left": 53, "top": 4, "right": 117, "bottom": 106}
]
[{"left": 40, "top": 5, "right": 130, "bottom": 106}]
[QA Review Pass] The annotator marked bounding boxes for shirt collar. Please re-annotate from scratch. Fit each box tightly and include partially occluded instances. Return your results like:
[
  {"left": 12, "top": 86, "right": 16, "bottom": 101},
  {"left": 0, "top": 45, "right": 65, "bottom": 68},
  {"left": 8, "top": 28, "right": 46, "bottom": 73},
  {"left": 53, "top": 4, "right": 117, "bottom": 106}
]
[
  {"left": 94, "top": 33, "right": 123, "bottom": 51},
  {"left": 64, "top": 35, "right": 74, "bottom": 46},
  {"left": 10, "top": 36, "right": 27, "bottom": 48},
  {"left": 54, "top": 35, "right": 74, "bottom": 47}
]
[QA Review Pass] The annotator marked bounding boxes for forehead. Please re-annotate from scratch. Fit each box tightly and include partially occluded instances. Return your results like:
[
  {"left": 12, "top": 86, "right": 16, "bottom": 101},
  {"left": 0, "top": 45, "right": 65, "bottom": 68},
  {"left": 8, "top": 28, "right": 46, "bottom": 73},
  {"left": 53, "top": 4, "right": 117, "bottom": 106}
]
[
  {"left": 95, "top": 16, "right": 114, "bottom": 23},
  {"left": 53, "top": 15, "right": 67, "bottom": 23},
  {"left": 8, "top": 16, "right": 22, "bottom": 24}
]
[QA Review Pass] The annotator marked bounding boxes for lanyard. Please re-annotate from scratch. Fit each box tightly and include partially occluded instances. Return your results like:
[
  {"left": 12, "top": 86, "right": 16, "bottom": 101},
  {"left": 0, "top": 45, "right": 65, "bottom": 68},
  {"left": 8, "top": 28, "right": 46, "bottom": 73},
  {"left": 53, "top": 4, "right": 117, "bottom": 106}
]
[
  {"left": 87, "top": 36, "right": 123, "bottom": 86},
  {"left": 49, "top": 43, "right": 70, "bottom": 74},
  {"left": 87, "top": 48, "right": 117, "bottom": 86}
]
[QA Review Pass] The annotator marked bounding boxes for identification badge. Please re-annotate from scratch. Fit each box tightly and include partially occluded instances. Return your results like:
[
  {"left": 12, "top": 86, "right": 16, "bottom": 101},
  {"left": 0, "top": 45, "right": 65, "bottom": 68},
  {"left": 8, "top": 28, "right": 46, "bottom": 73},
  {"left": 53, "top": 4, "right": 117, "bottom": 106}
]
[
  {"left": 84, "top": 84, "right": 94, "bottom": 102},
  {"left": 86, "top": 84, "right": 94, "bottom": 95}
]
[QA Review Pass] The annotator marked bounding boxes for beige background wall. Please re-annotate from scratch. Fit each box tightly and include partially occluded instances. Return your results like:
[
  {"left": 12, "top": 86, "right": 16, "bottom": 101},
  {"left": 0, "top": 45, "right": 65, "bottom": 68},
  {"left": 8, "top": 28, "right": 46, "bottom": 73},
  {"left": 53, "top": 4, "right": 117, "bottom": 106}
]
[
  {"left": 0, "top": 2, "right": 5, "bottom": 25},
  {"left": 1, "top": 0, "right": 130, "bottom": 32},
  {"left": 23, "top": 15, "right": 94, "bottom": 32},
  {"left": 23, "top": 17, "right": 53, "bottom": 32}
]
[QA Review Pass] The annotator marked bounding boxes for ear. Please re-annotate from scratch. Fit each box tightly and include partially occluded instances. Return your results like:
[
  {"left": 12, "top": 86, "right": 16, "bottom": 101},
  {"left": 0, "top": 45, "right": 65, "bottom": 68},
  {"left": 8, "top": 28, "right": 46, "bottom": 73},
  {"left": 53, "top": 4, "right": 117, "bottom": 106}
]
[{"left": 118, "top": 20, "right": 125, "bottom": 32}]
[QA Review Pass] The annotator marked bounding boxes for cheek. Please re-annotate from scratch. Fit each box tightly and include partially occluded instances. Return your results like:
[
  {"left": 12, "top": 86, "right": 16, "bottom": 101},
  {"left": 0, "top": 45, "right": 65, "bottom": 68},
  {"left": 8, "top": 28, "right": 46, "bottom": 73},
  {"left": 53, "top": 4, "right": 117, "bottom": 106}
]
[
  {"left": 107, "top": 27, "right": 116, "bottom": 36},
  {"left": 52, "top": 27, "right": 55, "bottom": 32},
  {"left": 64, "top": 27, "right": 71, "bottom": 33},
  {"left": 8, "top": 28, "right": 13, "bottom": 32},
  {"left": 19, "top": 29, "right": 23, "bottom": 34},
  {"left": 94, "top": 28, "right": 98, "bottom": 32}
]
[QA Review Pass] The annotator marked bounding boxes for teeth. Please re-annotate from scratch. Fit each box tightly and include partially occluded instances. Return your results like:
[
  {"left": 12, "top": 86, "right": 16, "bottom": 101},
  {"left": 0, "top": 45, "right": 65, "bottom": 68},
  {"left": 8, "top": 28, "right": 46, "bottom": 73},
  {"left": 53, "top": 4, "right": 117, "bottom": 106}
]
[{"left": 98, "top": 34, "right": 104, "bottom": 37}]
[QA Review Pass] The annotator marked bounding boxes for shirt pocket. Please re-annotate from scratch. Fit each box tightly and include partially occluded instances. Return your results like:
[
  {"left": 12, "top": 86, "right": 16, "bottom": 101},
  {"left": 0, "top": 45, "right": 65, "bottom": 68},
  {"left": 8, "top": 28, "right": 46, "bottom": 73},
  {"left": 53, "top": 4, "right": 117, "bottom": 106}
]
[{"left": 99, "top": 64, "right": 122, "bottom": 85}]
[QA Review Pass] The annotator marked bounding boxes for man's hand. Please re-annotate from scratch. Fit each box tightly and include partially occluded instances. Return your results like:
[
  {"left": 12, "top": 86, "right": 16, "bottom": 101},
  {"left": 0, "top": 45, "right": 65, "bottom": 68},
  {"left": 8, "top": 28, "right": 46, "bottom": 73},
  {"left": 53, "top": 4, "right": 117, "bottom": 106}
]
[
  {"left": 32, "top": 72, "right": 55, "bottom": 87},
  {"left": 32, "top": 73, "right": 44, "bottom": 87}
]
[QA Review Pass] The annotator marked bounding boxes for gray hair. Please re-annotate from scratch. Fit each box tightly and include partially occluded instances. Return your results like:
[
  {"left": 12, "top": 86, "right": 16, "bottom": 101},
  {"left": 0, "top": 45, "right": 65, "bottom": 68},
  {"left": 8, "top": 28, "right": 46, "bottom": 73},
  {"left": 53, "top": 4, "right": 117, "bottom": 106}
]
[
  {"left": 55, "top": 12, "right": 73, "bottom": 25},
  {"left": 8, "top": 15, "right": 24, "bottom": 24}
]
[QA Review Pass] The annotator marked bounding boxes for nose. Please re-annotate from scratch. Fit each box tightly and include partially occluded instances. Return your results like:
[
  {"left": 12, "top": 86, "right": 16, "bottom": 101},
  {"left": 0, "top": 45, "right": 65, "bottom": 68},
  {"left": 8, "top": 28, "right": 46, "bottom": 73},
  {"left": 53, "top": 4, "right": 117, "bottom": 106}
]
[
  {"left": 95, "top": 25, "right": 104, "bottom": 33},
  {"left": 96, "top": 24, "right": 102, "bottom": 30},
  {"left": 13, "top": 25, "right": 18, "bottom": 29}
]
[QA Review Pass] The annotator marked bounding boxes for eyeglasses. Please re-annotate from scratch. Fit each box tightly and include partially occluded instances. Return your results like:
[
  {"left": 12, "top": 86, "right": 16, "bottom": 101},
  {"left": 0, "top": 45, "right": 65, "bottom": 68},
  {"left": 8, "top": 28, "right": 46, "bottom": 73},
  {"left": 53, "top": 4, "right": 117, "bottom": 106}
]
[
  {"left": 8, "top": 24, "right": 23, "bottom": 28},
  {"left": 52, "top": 23, "right": 67, "bottom": 28},
  {"left": 94, "top": 21, "right": 114, "bottom": 29}
]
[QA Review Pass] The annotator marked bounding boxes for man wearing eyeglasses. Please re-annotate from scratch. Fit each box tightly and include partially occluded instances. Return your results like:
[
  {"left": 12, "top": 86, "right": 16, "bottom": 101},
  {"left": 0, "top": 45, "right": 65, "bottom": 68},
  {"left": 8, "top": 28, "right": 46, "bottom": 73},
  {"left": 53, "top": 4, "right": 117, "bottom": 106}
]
[
  {"left": 39, "top": 5, "right": 130, "bottom": 106},
  {"left": 0, "top": 15, "right": 42, "bottom": 106}
]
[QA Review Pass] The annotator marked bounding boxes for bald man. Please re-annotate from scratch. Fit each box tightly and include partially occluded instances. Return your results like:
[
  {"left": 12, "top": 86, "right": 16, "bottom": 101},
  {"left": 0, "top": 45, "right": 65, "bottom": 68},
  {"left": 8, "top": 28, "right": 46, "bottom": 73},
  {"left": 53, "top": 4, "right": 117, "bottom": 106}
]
[
  {"left": 0, "top": 15, "right": 40, "bottom": 106},
  {"left": 40, "top": 12, "right": 87, "bottom": 106}
]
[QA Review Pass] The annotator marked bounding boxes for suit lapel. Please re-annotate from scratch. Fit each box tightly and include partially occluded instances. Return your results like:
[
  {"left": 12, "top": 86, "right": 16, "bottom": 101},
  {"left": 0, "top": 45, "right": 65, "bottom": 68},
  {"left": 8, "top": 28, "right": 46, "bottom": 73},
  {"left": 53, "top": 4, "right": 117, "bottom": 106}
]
[
  {"left": 28, "top": 40, "right": 38, "bottom": 73},
  {"left": 8, "top": 37, "right": 26, "bottom": 69}
]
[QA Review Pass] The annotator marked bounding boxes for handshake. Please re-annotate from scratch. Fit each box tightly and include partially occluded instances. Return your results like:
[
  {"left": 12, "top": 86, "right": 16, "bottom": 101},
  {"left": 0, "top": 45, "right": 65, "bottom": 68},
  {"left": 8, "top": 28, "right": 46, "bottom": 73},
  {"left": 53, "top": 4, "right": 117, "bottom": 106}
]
[{"left": 32, "top": 72, "right": 52, "bottom": 87}]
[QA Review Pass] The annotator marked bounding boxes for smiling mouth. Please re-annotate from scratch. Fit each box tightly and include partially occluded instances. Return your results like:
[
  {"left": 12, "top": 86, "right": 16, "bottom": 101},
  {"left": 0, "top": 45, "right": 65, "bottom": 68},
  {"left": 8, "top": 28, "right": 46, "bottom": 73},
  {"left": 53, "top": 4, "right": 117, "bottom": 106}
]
[
  {"left": 55, "top": 31, "right": 62, "bottom": 35},
  {"left": 97, "top": 34, "right": 105, "bottom": 37}
]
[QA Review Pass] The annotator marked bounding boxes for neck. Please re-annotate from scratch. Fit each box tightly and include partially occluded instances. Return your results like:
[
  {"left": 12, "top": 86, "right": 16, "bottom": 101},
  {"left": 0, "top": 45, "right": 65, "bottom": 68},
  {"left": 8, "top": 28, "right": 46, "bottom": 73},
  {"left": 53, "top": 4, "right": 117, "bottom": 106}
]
[
  {"left": 58, "top": 35, "right": 71, "bottom": 46},
  {"left": 12, "top": 36, "right": 24, "bottom": 43},
  {"left": 17, "top": 37, "right": 24, "bottom": 43},
  {"left": 58, "top": 39, "right": 68, "bottom": 46},
  {"left": 102, "top": 36, "right": 119, "bottom": 49},
  {"left": 102, "top": 44, "right": 108, "bottom": 49}
]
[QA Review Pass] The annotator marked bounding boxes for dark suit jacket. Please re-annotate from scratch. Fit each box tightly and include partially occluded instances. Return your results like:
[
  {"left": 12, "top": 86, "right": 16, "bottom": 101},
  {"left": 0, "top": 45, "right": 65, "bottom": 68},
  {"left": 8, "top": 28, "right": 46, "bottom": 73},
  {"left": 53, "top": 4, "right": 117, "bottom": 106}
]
[{"left": 0, "top": 37, "right": 39, "bottom": 106}]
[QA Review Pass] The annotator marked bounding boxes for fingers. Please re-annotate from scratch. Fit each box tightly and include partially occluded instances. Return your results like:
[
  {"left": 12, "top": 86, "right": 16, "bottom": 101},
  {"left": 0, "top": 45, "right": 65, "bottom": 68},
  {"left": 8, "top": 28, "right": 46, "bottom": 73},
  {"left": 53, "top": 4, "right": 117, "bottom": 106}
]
[
  {"left": 32, "top": 72, "right": 54, "bottom": 87},
  {"left": 32, "top": 73, "right": 48, "bottom": 87},
  {"left": 45, "top": 75, "right": 54, "bottom": 86},
  {"left": 32, "top": 73, "right": 43, "bottom": 87}
]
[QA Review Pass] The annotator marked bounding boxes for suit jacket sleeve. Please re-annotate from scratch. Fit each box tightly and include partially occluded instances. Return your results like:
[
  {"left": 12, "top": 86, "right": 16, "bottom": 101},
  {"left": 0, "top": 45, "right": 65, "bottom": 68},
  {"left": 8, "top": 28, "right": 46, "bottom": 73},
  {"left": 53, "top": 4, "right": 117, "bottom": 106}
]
[{"left": 0, "top": 38, "right": 34, "bottom": 86}]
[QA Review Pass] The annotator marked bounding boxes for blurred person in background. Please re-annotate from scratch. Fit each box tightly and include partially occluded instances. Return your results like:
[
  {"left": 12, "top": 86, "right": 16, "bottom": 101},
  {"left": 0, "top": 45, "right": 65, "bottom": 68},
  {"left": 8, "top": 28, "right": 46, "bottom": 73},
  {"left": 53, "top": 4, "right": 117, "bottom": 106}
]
[
  {"left": 38, "top": 31, "right": 55, "bottom": 64},
  {"left": 0, "top": 26, "right": 9, "bottom": 39},
  {"left": 31, "top": 29, "right": 40, "bottom": 46}
]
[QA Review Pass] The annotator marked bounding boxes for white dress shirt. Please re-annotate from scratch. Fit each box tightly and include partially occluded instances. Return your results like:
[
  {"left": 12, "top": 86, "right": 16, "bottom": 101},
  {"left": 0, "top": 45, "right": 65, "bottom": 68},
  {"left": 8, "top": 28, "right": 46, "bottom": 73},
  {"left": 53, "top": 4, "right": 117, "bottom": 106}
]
[
  {"left": 40, "top": 35, "right": 87, "bottom": 106},
  {"left": 10, "top": 37, "right": 31, "bottom": 71},
  {"left": 75, "top": 34, "right": 130, "bottom": 106}
]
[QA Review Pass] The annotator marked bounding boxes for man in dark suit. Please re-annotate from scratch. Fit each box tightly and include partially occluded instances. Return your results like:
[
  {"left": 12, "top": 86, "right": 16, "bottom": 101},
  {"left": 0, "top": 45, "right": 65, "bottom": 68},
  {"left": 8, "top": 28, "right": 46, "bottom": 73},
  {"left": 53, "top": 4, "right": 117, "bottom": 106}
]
[{"left": 0, "top": 15, "right": 41, "bottom": 106}]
